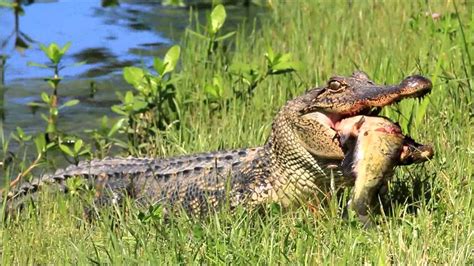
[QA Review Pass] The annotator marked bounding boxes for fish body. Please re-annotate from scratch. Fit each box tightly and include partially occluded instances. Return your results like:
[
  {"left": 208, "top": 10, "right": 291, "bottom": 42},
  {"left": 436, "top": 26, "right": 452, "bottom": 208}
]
[{"left": 337, "top": 116, "right": 409, "bottom": 225}]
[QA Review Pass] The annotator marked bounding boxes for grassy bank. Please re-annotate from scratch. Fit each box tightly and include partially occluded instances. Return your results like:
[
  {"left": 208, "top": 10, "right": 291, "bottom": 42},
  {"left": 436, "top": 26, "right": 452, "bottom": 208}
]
[{"left": 1, "top": 1, "right": 473, "bottom": 264}]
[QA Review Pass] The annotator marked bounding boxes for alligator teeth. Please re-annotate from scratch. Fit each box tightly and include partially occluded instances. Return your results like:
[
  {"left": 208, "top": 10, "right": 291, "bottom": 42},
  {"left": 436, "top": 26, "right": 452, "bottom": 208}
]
[{"left": 368, "top": 107, "right": 382, "bottom": 116}]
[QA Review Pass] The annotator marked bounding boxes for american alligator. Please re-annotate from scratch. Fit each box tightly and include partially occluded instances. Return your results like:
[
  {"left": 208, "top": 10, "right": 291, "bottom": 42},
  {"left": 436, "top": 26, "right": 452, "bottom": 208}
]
[{"left": 4, "top": 71, "right": 434, "bottom": 219}]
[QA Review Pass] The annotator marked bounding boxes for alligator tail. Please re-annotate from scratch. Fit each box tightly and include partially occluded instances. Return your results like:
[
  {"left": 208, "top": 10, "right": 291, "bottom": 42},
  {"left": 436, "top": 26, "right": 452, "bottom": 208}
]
[{"left": 2, "top": 157, "right": 159, "bottom": 214}]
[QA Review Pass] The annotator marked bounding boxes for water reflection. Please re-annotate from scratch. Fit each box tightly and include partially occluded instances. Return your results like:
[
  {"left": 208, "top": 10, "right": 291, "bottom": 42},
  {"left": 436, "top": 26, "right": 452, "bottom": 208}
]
[
  {"left": 0, "top": 0, "right": 258, "bottom": 138},
  {"left": 1, "top": 1, "right": 172, "bottom": 81},
  {"left": 0, "top": 0, "right": 34, "bottom": 55},
  {"left": 0, "top": 0, "right": 34, "bottom": 120}
]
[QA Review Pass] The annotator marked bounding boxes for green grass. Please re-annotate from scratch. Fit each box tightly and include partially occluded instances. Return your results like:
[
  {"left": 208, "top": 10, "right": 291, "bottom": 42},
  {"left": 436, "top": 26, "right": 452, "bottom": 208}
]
[{"left": 1, "top": 1, "right": 473, "bottom": 264}]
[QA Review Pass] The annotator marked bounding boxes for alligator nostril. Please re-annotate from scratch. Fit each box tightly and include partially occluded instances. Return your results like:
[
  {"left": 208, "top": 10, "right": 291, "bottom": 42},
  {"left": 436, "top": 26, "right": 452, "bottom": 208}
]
[{"left": 401, "top": 75, "right": 433, "bottom": 90}]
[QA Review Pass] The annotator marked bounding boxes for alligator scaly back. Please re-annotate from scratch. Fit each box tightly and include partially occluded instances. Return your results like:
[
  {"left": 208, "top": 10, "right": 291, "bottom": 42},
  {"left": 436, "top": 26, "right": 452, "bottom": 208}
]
[{"left": 6, "top": 148, "right": 268, "bottom": 215}]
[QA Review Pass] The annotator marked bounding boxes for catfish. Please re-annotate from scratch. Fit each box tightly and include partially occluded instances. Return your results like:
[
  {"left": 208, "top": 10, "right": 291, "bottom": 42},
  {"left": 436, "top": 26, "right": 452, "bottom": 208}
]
[{"left": 336, "top": 116, "right": 433, "bottom": 226}]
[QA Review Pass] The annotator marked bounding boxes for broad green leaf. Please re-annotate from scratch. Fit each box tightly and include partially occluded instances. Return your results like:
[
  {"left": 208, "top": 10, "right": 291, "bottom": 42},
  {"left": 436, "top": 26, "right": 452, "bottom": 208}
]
[
  {"left": 147, "top": 76, "right": 161, "bottom": 90},
  {"left": 276, "top": 53, "right": 292, "bottom": 65},
  {"left": 214, "top": 31, "right": 236, "bottom": 42},
  {"left": 124, "top": 91, "right": 134, "bottom": 103},
  {"left": 73, "top": 139, "right": 83, "bottom": 153},
  {"left": 27, "top": 102, "right": 47, "bottom": 108},
  {"left": 16, "top": 127, "right": 25, "bottom": 138},
  {"left": 45, "top": 77, "right": 61, "bottom": 89},
  {"left": 40, "top": 92, "right": 50, "bottom": 103},
  {"left": 34, "top": 134, "right": 47, "bottom": 154},
  {"left": 132, "top": 100, "right": 148, "bottom": 111},
  {"left": 40, "top": 113, "right": 49, "bottom": 123},
  {"left": 11, "top": 134, "right": 20, "bottom": 143},
  {"left": 60, "top": 99, "right": 80, "bottom": 109},
  {"left": 269, "top": 53, "right": 301, "bottom": 74},
  {"left": 151, "top": 204, "right": 164, "bottom": 218},
  {"left": 271, "top": 61, "right": 298, "bottom": 73},
  {"left": 265, "top": 47, "right": 275, "bottom": 63},
  {"left": 210, "top": 4, "right": 226, "bottom": 34},
  {"left": 50, "top": 43, "right": 61, "bottom": 63},
  {"left": 162, "top": 0, "right": 185, "bottom": 7},
  {"left": 27, "top": 61, "right": 49, "bottom": 68},
  {"left": 111, "top": 105, "right": 127, "bottom": 115},
  {"left": 205, "top": 84, "right": 219, "bottom": 98},
  {"left": 186, "top": 29, "right": 209, "bottom": 40},
  {"left": 78, "top": 149, "right": 91, "bottom": 156},
  {"left": 39, "top": 44, "right": 49, "bottom": 58},
  {"left": 213, "top": 76, "right": 223, "bottom": 87},
  {"left": 163, "top": 45, "right": 181, "bottom": 75},
  {"left": 100, "top": 116, "right": 108, "bottom": 128},
  {"left": 153, "top": 57, "right": 166, "bottom": 76},
  {"left": 108, "top": 118, "right": 126, "bottom": 137},
  {"left": 13, "top": 127, "right": 32, "bottom": 142},
  {"left": 59, "top": 143, "right": 74, "bottom": 157},
  {"left": 0, "top": 2, "right": 14, "bottom": 8},
  {"left": 123, "top": 66, "right": 146, "bottom": 86},
  {"left": 47, "top": 80, "right": 56, "bottom": 89},
  {"left": 41, "top": 43, "right": 61, "bottom": 64},
  {"left": 60, "top": 42, "right": 71, "bottom": 55}
]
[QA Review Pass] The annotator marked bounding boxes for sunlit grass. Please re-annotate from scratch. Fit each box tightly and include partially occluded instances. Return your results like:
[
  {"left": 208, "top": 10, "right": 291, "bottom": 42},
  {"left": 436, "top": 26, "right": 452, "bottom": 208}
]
[{"left": 1, "top": 1, "right": 473, "bottom": 264}]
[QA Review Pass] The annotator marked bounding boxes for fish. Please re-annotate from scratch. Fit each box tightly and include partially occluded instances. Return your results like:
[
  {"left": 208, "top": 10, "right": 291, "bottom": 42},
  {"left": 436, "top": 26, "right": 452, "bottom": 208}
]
[{"left": 336, "top": 115, "right": 433, "bottom": 226}]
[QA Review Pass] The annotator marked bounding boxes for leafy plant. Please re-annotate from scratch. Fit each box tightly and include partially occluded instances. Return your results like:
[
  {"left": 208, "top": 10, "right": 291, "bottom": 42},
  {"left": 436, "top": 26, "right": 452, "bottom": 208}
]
[
  {"left": 21, "top": 42, "right": 93, "bottom": 165},
  {"left": 27, "top": 42, "right": 84, "bottom": 134},
  {"left": 204, "top": 75, "right": 225, "bottom": 110},
  {"left": 1, "top": 132, "right": 56, "bottom": 191},
  {"left": 187, "top": 4, "right": 236, "bottom": 58},
  {"left": 162, "top": 0, "right": 185, "bottom": 7},
  {"left": 138, "top": 204, "right": 165, "bottom": 224},
  {"left": 202, "top": 47, "right": 300, "bottom": 110},
  {"left": 11, "top": 127, "right": 32, "bottom": 143},
  {"left": 85, "top": 116, "right": 126, "bottom": 158},
  {"left": 58, "top": 137, "right": 91, "bottom": 165},
  {"left": 112, "top": 45, "right": 181, "bottom": 153},
  {"left": 229, "top": 47, "right": 300, "bottom": 100}
]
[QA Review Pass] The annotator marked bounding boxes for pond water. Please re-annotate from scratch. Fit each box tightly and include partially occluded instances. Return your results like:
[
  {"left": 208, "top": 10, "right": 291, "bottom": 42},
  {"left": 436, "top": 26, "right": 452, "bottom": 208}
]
[{"left": 0, "top": 0, "right": 258, "bottom": 138}]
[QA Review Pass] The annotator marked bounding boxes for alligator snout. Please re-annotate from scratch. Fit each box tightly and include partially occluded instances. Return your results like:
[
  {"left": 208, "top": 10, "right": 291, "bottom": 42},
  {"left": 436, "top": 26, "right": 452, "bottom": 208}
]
[{"left": 399, "top": 75, "right": 433, "bottom": 98}]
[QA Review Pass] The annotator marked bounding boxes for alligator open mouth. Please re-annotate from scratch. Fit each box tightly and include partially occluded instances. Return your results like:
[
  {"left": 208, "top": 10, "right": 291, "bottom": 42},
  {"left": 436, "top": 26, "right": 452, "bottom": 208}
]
[
  {"left": 329, "top": 107, "right": 382, "bottom": 131},
  {"left": 313, "top": 74, "right": 433, "bottom": 133},
  {"left": 304, "top": 106, "right": 394, "bottom": 136},
  {"left": 301, "top": 74, "right": 434, "bottom": 164}
]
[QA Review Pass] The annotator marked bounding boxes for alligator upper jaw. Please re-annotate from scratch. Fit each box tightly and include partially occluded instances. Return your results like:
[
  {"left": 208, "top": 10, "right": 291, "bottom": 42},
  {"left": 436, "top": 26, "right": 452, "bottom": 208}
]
[
  {"left": 336, "top": 75, "right": 433, "bottom": 117},
  {"left": 316, "top": 75, "right": 433, "bottom": 130}
]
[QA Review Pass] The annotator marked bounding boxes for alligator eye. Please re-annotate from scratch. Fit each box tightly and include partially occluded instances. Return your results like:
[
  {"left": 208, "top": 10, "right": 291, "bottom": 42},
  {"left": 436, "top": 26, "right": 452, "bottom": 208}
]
[{"left": 328, "top": 80, "right": 343, "bottom": 92}]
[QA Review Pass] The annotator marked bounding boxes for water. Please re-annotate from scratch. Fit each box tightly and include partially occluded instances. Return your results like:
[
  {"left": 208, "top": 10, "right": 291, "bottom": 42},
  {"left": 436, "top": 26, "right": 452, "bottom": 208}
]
[{"left": 0, "top": 0, "right": 257, "bottom": 137}]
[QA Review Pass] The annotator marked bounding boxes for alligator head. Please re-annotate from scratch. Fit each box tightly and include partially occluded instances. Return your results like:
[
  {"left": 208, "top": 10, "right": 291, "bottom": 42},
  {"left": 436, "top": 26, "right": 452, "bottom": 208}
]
[
  {"left": 271, "top": 71, "right": 433, "bottom": 162},
  {"left": 301, "top": 71, "right": 431, "bottom": 117}
]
